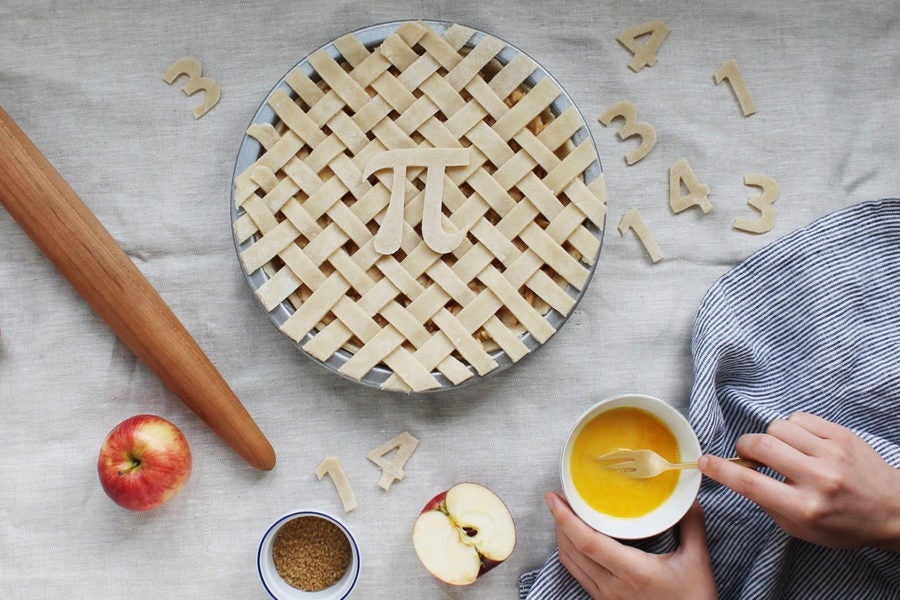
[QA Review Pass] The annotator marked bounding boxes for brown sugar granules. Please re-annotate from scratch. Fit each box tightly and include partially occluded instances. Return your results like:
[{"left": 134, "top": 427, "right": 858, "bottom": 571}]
[{"left": 272, "top": 516, "right": 352, "bottom": 592}]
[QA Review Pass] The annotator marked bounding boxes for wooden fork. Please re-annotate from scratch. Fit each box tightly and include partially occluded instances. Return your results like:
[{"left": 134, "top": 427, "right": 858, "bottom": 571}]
[{"left": 596, "top": 449, "right": 760, "bottom": 479}]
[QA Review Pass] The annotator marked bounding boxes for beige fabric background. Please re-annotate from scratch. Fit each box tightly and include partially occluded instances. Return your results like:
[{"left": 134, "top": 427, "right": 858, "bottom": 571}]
[{"left": 0, "top": 1, "right": 897, "bottom": 598}]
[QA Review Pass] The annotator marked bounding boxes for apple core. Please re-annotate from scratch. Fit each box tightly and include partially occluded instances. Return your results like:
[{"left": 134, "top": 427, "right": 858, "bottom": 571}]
[{"left": 412, "top": 483, "right": 516, "bottom": 586}]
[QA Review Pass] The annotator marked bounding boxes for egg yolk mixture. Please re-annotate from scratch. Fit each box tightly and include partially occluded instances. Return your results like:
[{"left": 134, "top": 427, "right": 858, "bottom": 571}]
[{"left": 571, "top": 407, "right": 680, "bottom": 519}]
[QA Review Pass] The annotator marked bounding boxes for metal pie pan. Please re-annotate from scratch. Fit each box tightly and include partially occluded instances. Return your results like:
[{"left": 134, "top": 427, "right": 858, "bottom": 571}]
[{"left": 231, "top": 20, "right": 605, "bottom": 392}]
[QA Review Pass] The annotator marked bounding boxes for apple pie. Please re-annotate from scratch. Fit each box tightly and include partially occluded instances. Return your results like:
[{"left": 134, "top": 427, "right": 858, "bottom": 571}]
[{"left": 232, "top": 20, "right": 607, "bottom": 392}]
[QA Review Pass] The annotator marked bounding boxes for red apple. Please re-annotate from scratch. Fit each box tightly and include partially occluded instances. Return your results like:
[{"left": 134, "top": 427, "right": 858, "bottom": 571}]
[
  {"left": 412, "top": 482, "right": 516, "bottom": 585},
  {"left": 97, "top": 414, "right": 192, "bottom": 511}
]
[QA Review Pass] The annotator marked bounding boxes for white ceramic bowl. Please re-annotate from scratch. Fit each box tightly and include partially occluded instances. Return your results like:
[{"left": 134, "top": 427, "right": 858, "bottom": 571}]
[
  {"left": 258, "top": 510, "right": 360, "bottom": 599},
  {"left": 560, "top": 393, "right": 702, "bottom": 539}
]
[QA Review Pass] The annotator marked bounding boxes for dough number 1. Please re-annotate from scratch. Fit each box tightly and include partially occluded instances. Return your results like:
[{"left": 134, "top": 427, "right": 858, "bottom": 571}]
[
  {"left": 618, "top": 208, "right": 664, "bottom": 263},
  {"left": 714, "top": 59, "right": 757, "bottom": 117},
  {"left": 316, "top": 431, "right": 420, "bottom": 512}
]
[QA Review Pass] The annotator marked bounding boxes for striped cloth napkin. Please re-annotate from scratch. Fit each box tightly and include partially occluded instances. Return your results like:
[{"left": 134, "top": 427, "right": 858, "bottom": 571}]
[{"left": 520, "top": 198, "right": 900, "bottom": 599}]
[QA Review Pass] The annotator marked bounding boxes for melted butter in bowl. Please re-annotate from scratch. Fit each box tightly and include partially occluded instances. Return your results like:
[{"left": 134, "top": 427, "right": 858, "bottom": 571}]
[
  {"left": 570, "top": 407, "right": 680, "bottom": 519},
  {"left": 561, "top": 394, "right": 701, "bottom": 539}
]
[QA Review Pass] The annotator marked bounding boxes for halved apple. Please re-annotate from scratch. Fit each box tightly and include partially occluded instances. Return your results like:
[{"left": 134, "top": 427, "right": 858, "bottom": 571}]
[{"left": 412, "top": 482, "right": 516, "bottom": 585}]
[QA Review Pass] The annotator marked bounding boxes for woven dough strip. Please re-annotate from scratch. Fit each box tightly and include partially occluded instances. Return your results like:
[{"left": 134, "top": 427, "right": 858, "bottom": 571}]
[{"left": 234, "top": 21, "right": 606, "bottom": 392}]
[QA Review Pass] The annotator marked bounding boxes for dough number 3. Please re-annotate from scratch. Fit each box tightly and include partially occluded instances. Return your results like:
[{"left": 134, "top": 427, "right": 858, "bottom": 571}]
[
  {"left": 163, "top": 57, "right": 221, "bottom": 119},
  {"left": 734, "top": 174, "right": 779, "bottom": 234},
  {"left": 599, "top": 100, "right": 657, "bottom": 165}
]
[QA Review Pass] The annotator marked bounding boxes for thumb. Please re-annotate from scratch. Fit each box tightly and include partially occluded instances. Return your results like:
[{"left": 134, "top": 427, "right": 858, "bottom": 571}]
[{"left": 677, "top": 501, "right": 711, "bottom": 560}]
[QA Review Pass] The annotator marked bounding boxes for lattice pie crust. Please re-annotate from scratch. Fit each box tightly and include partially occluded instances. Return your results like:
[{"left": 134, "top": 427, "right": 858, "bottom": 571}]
[{"left": 233, "top": 21, "right": 607, "bottom": 392}]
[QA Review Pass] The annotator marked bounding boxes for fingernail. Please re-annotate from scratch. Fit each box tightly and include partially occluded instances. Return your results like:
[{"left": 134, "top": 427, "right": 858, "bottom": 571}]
[
  {"left": 545, "top": 492, "right": 561, "bottom": 513},
  {"left": 697, "top": 455, "right": 710, "bottom": 471}
]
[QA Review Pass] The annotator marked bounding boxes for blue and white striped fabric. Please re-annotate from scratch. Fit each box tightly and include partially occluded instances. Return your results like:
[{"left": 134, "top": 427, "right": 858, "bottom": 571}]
[{"left": 520, "top": 198, "right": 900, "bottom": 599}]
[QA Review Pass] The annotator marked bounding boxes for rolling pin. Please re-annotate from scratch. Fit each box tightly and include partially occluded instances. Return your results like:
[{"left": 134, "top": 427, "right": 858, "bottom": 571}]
[{"left": 0, "top": 106, "right": 276, "bottom": 471}]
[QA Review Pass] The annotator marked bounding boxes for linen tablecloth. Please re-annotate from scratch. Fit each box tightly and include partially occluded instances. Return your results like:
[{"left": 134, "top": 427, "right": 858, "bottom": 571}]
[{"left": 1, "top": 1, "right": 897, "bottom": 598}]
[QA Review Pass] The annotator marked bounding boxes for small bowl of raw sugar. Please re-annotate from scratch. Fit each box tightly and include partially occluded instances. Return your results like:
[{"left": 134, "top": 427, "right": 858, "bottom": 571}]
[
  {"left": 258, "top": 510, "right": 360, "bottom": 599},
  {"left": 560, "top": 393, "right": 702, "bottom": 540}
]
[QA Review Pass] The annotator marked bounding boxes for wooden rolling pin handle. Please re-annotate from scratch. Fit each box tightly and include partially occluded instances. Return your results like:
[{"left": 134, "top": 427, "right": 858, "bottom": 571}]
[{"left": 0, "top": 106, "right": 275, "bottom": 471}]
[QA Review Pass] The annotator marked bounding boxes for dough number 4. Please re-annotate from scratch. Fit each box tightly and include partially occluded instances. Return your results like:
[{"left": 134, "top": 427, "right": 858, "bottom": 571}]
[
  {"left": 316, "top": 431, "right": 420, "bottom": 512},
  {"left": 367, "top": 431, "right": 420, "bottom": 491},
  {"left": 163, "top": 57, "right": 221, "bottom": 119},
  {"left": 669, "top": 158, "right": 713, "bottom": 214},
  {"left": 617, "top": 20, "right": 671, "bottom": 73}
]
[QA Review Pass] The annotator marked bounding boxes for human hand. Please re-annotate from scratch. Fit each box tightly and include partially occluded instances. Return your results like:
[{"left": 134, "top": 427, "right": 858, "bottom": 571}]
[
  {"left": 546, "top": 492, "right": 717, "bottom": 600},
  {"left": 699, "top": 412, "right": 900, "bottom": 551}
]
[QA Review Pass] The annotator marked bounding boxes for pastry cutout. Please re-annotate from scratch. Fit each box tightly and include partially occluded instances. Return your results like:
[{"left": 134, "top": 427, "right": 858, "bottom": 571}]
[
  {"left": 163, "top": 57, "right": 221, "bottom": 119},
  {"left": 233, "top": 21, "right": 606, "bottom": 392},
  {"left": 669, "top": 159, "right": 713, "bottom": 214},
  {"left": 316, "top": 457, "right": 358, "bottom": 512},
  {"left": 734, "top": 174, "right": 779, "bottom": 233},
  {"left": 598, "top": 100, "right": 657, "bottom": 165},
  {"left": 714, "top": 59, "right": 756, "bottom": 117},
  {"left": 364, "top": 148, "right": 470, "bottom": 254},
  {"left": 367, "top": 431, "right": 419, "bottom": 490},
  {"left": 617, "top": 20, "right": 671, "bottom": 73},
  {"left": 618, "top": 208, "right": 664, "bottom": 263}
]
